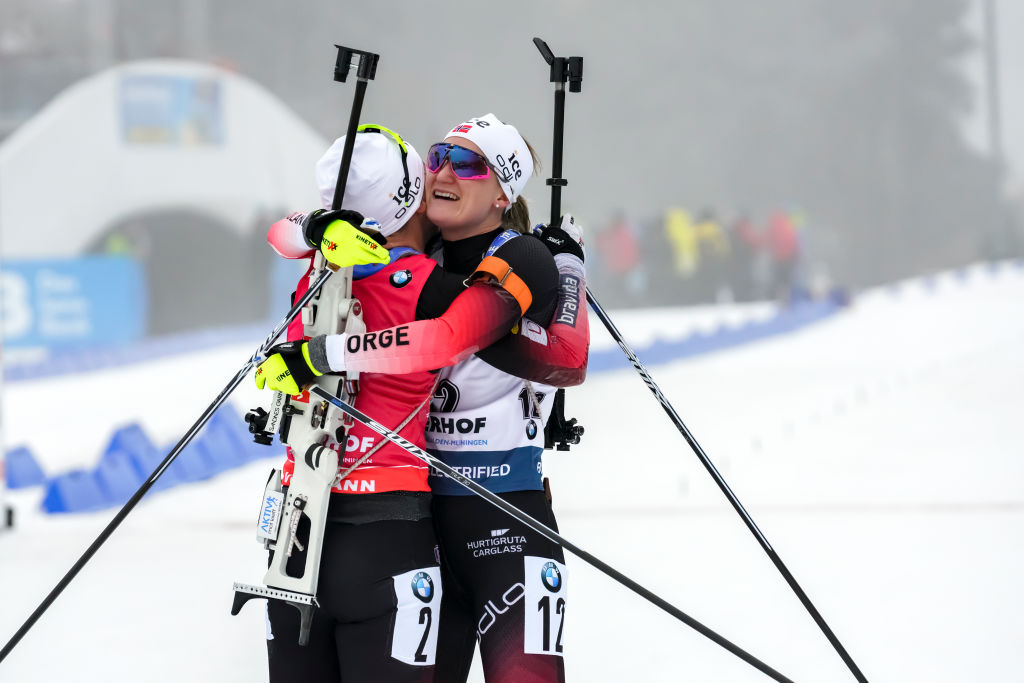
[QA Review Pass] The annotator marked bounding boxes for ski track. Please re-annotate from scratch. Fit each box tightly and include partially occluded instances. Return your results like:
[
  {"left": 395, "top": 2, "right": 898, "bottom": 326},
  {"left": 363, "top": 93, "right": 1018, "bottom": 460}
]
[{"left": 1, "top": 263, "right": 1022, "bottom": 682}]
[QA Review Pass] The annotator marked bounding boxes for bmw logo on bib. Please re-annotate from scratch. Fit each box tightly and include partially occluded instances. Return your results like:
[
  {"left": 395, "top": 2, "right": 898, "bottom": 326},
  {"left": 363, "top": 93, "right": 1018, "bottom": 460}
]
[
  {"left": 390, "top": 269, "right": 412, "bottom": 288},
  {"left": 411, "top": 571, "right": 434, "bottom": 602},
  {"left": 525, "top": 419, "right": 538, "bottom": 440},
  {"left": 540, "top": 561, "right": 561, "bottom": 592}
]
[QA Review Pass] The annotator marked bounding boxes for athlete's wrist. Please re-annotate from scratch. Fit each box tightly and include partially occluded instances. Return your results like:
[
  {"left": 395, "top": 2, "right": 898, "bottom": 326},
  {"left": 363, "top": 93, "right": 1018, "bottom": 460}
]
[
  {"left": 321, "top": 331, "right": 350, "bottom": 374},
  {"left": 307, "top": 334, "right": 347, "bottom": 374}
]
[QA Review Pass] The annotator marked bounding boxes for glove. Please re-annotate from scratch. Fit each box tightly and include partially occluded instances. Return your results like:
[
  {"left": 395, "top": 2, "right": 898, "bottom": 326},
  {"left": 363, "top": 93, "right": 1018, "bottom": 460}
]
[
  {"left": 534, "top": 214, "right": 585, "bottom": 262},
  {"left": 254, "top": 341, "right": 323, "bottom": 395},
  {"left": 302, "top": 209, "right": 390, "bottom": 268}
]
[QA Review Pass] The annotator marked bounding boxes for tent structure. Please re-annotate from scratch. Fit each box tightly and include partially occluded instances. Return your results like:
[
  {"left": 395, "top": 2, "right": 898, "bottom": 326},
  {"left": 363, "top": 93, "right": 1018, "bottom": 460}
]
[
  {"left": 0, "top": 58, "right": 328, "bottom": 258},
  {"left": 0, "top": 60, "right": 329, "bottom": 336}
]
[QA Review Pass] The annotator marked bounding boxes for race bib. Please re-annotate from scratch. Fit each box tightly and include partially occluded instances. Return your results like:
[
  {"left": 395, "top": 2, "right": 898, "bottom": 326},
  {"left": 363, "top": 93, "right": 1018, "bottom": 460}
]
[
  {"left": 523, "top": 556, "right": 567, "bottom": 656},
  {"left": 390, "top": 566, "right": 442, "bottom": 666}
]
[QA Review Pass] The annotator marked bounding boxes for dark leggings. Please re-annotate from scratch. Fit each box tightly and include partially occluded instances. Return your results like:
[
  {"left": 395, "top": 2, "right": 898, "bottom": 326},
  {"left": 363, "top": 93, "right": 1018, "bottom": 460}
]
[
  {"left": 432, "top": 490, "right": 567, "bottom": 683},
  {"left": 266, "top": 517, "right": 441, "bottom": 683}
]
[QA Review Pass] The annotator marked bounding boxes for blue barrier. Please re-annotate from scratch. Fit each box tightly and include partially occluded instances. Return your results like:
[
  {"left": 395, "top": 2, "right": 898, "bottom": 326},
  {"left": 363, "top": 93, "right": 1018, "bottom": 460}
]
[
  {"left": 41, "top": 470, "right": 108, "bottom": 513},
  {"left": 106, "top": 423, "right": 181, "bottom": 491},
  {"left": 5, "top": 446, "right": 46, "bottom": 489},
  {"left": 202, "top": 409, "right": 263, "bottom": 467},
  {"left": 94, "top": 448, "right": 145, "bottom": 505},
  {"left": 196, "top": 428, "right": 245, "bottom": 472},
  {"left": 167, "top": 438, "right": 219, "bottom": 482},
  {"left": 36, "top": 407, "right": 275, "bottom": 514}
]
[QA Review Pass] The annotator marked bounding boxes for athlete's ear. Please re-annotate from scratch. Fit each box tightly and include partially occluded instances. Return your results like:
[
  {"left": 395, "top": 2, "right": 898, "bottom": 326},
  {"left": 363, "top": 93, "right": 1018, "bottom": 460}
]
[
  {"left": 415, "top": 199, "right": 428, "bottom": 215},
  {"left": 494, "top": 196, "right": 510, "bottom": 210}
]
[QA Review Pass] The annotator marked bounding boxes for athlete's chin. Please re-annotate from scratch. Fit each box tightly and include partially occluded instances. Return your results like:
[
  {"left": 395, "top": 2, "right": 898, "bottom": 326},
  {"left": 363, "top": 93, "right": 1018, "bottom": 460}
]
[{"left": 427, "top": 205, "right": 468, "bottom": 233}]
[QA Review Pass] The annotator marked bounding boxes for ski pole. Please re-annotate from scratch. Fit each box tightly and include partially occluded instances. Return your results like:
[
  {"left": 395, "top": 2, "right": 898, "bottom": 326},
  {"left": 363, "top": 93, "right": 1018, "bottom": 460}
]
[
  {"left": 587, "top": 293, "right": 869, "bottom": 682},
  {"left": 533, "top": 37, "right": 585, "bottom": 450},
  {"left": 307, "top": 386, "right": 796, "bottom": 683},
  {"left": 531, "top": 34, "right": 867, "bottom": 683},
  {"left": 0, "top": 43, "right": 379, "bottom": 666}
]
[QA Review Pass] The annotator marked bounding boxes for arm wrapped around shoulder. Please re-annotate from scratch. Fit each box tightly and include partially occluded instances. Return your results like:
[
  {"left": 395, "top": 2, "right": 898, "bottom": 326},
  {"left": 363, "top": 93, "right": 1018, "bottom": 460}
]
[
  {"left": 468, "top": 236, "right": 559, "bottom": 322},
  {"left": 267, "top": 212, "right": 315, "bottom": 259}
]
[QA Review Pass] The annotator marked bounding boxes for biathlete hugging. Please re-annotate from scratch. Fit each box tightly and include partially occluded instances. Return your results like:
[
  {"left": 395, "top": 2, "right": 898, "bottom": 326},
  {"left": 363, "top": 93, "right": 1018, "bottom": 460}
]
[{"left": 255, "top": 114, "right": 588, "bottom": 682}]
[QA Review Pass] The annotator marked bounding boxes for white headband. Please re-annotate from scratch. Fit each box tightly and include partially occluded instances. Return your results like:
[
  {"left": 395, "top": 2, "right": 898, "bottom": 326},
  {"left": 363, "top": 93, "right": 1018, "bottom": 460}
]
[{"left": 443, "top": 113, "right": 533, "bottom": 207}]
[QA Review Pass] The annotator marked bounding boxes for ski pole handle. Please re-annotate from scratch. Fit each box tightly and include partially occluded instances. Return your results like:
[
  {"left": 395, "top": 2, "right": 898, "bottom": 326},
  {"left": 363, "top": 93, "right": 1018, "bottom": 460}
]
[
  {"left": 331, "top": 45, "right": 379, "bottom": 210},
  {"left": 533, "top": 37, "right": 583, "bottom": 227}
]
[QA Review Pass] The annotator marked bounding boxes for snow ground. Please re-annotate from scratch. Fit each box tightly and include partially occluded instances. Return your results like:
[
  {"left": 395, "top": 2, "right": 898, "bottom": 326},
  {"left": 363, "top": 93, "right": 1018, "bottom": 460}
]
[{"left": 1, "top": 262, "right": 1022, "bottom": 682}]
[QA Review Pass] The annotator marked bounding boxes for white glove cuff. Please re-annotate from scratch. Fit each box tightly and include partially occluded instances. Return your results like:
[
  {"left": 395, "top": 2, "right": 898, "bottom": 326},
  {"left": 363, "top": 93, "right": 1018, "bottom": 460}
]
[
  {"left": 324, "top": 333, "right": 349, "bottom": 373},
  {"left": 308, "top": 333, "right": 348, "bottom": 374},
  {"left": 554, "top": 252, "right": 585, "bottom": 281}
]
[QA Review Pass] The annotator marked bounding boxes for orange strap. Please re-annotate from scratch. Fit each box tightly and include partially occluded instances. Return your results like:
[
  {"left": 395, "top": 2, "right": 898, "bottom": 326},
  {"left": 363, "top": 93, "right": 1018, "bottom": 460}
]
[{"left": 469, "top": 256, "right": 533, "bottom": 315}]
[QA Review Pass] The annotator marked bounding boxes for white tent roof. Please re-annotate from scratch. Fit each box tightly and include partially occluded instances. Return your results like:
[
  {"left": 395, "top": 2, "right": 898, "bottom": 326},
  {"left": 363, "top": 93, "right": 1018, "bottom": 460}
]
[{"left": 0, "top": 59, "right": 328, "bottom": 258}]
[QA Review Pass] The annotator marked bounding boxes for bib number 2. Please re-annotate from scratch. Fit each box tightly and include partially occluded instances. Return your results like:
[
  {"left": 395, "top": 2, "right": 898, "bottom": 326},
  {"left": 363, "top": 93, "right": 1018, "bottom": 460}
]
[{"left": 391, "top": 566, "right": 442, "bottom": 666}]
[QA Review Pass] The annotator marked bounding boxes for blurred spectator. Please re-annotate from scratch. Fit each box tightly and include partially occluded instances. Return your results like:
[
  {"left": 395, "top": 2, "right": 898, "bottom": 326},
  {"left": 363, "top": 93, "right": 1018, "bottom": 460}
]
[
  {"left": 639, "top": 213, "right": 675, "bottom": 304},
  {"left": 664, "top": 207, "right": 698, "bottom": 279},
  {"left": 693, "top": 208, "right": 731, "bottom": 302},
  {"left": 727, "top": 210, "right": 759, "bottom": 301},
  {"left": 595, "top": 210, "right": 645, "bottom": 303},
  {"left": 588, "top": 204, "right": 827, "bottom": 307},
  {"left": 788, "top": 207, "right": 814, "bottom": 302},
  {"left": 765, "top": 209, "right": 800, "bottom": 301}
]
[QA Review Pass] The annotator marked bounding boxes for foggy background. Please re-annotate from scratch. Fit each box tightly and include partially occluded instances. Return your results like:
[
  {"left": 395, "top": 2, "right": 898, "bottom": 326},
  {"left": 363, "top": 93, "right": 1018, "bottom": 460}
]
[
  {"left": 1, "top": 0, "right": 1022, "bottom": 332},
  {"left": 2, "top": 5, "right": 1023, "bottom": 681}
]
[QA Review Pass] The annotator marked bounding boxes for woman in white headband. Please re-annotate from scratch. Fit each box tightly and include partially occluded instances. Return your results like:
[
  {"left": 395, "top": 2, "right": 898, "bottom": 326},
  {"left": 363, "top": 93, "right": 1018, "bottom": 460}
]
[{"left": 417, "top": 114, "right": 579, "bottom": 683}]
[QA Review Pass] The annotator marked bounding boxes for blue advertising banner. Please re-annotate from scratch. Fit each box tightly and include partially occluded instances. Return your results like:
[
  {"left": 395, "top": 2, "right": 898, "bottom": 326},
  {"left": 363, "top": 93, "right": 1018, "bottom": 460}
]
[
  {"left": 119, "top": 74, "right": 224, "bottom": 146},
  {"left": 1, "top": 257, "right": 146, "bottom": 349}
]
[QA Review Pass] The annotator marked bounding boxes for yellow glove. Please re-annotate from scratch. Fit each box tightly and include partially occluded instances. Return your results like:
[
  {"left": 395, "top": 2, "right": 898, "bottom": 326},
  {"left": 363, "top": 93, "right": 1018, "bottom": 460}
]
[
  {"left": 254, "top": 341, "right": 323, "bottom": 395},
  {"left": 301, "top": 209, "right": 390, "bottom": 268}
]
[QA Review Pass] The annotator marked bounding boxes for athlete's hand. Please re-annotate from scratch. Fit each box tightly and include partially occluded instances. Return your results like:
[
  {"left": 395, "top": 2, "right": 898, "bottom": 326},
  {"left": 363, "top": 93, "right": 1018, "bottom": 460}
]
[
  {"left": 255, "top": 341, "right": 322, "bottom": 395},
  {"left": 534, "top": 214, "right": 584, "bottom": 262},
  {"left": 302, "top": 209, "right": 391, "bottom": 268}
]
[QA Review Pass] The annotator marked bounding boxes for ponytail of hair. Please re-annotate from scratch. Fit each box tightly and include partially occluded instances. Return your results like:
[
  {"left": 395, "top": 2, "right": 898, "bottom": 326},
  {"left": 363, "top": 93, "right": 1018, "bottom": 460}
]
[{"left": 501, "top": 196, "right": 532, "bottom": 234}]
